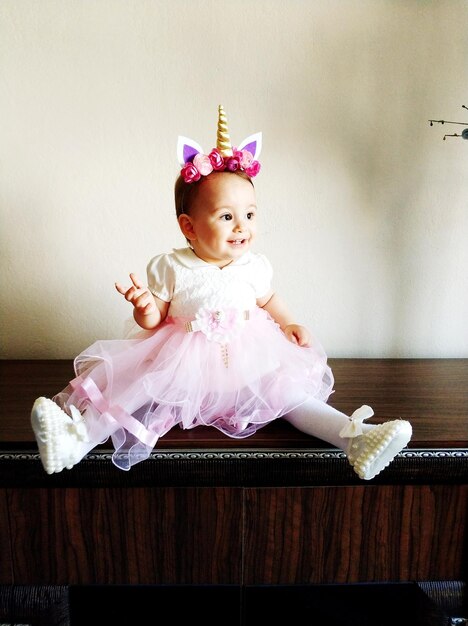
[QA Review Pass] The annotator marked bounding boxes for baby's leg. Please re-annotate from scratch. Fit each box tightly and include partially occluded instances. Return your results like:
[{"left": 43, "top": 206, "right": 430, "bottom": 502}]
[
  {"left": 31, "top": 397, "right": 118, "bottom": 474},
  {"left": 283, "top": 397, "right": 373, "bottom": 448},
  {"left": 283, "top": 396, "right": 412, "bottom": 480}
]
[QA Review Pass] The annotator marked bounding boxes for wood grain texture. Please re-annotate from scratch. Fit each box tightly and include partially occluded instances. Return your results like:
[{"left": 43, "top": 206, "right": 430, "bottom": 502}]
[
  {"left": 0, "top": 490, "right": 13, "bottom": 584},
  {"left": 1, "top": 358, "right": 467, "bottom": 447},
  {"left": 243, "top": 485, "right": 468, "bottom": 584},
  {"left": 2, "top": 483, "right": 467, "bottom": 586},
  {"left": 6, "top": 487, "right": 243, "bottom": 585},
  {"left": 1, "top": 359, "right": 467, "bottom": 588}
]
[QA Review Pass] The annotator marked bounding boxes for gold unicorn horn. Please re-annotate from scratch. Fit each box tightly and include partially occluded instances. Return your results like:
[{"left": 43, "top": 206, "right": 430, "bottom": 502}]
[{"left": 216, "top": 105, "right": 233, "bottom": 157}]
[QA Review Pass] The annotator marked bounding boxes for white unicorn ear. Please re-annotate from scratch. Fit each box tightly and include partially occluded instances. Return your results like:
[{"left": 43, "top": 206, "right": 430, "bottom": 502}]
[
  {"left": 177, "top": 136, "right": 205, "bottom": 166},
  {"left": 238, "top": 132, "right": 262, "bottom": 160}
]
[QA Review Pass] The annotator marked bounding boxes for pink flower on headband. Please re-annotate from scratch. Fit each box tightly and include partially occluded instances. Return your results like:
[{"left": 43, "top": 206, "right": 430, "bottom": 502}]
[
  {"left": 240, "top": 150, "right": 253, "bottom": 169},
  {"left": 209, "top": 149, "right": 225, "bottom": 171},
  {"left": 193, "top": 154, "right": 213, "bottom": 176},
  {"left": 181, "top": 162, "right": 201, "bottom": 183},
  {"left": 245, "top": 160, "right": 261, "bottom": 177}
]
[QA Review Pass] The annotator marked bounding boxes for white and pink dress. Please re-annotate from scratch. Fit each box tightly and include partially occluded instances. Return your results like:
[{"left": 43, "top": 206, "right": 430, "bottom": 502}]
[{"left": 54, "top": 247, "right": 334, "bottom": 470}]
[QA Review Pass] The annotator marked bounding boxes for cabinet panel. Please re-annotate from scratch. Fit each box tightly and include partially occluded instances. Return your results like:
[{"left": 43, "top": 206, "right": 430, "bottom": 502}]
[
  {"left": 6, "top": 487, "right": 243, "bottom": 585},
  {"left": 0, "top": 490, "right": 12, "bottom": 584},
  {"left": 243, "top": 485, "right": 468, "bottom": 584}
]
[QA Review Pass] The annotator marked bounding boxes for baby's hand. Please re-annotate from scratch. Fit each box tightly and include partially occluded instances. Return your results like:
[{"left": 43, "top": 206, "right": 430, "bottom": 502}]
[
  {"left": 115, "top": 273, "right": 157, "bottom": 316},
  {"left": 283, "top": 324, "right": 311, "bottom": 347}
]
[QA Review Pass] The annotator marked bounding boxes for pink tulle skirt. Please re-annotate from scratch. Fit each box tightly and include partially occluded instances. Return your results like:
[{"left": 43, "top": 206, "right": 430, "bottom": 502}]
[{"left": 55, "top": 307, "right": 334, "bottom": 470}]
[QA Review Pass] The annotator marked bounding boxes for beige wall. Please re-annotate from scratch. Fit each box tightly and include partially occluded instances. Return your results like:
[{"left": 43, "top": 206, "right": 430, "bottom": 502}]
[{"left": 1, "top": 0, "right": 467, "bottom": 358}]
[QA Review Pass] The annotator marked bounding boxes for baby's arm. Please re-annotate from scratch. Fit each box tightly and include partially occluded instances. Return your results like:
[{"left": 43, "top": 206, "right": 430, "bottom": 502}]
[
  {"left": 257, "top": 290, "right": 311, "bottom": 347},
  {"left": 115, "top": 273, "right": 169, "bottom": 330}
]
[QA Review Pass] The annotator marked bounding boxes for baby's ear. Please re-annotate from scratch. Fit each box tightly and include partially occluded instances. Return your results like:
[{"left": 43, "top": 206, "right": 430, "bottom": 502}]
[
  {"left": 177, "top": 213, "right": 196, "bottom": 241},
  {"left": 238, "top": 132, "right": 262, "bottom": 160},
  {"left": 177, "top": 136, "right": 204, "bottom": 165}
]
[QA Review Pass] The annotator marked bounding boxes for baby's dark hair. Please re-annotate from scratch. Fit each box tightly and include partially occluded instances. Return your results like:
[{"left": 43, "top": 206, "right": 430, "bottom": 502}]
[{"left": 174, "top": 170, "right": 253, "bottom": 218}]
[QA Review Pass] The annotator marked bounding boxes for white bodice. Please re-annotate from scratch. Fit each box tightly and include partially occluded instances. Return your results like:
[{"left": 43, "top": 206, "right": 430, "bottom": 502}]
[{"left": 147, "top": 247, "right": 272, "bottom": 319}]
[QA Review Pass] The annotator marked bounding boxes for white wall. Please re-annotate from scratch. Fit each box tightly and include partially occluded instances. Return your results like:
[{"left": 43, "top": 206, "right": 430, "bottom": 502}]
[{"left": 1, "top": 0, "right": 467, "bottom": 358}]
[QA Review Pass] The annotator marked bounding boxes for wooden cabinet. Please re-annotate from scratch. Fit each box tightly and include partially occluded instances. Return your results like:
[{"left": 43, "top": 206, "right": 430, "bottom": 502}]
[
  {"left": 1, "top": 483, "right": 466, "bottom": 586},
  {"left": 1, "top": 359, "right": 467, "bottom": 590}
]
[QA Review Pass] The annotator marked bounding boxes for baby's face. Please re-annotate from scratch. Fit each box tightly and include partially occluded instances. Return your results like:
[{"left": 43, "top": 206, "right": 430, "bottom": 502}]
[{"left": 179, "top": 173, "right": 258, "bottom": 268}]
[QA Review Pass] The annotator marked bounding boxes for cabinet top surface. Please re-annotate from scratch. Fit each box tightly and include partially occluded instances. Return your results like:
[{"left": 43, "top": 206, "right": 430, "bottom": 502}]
[{"left": 1, "top": 358, "right": 467, "bottom": 449}]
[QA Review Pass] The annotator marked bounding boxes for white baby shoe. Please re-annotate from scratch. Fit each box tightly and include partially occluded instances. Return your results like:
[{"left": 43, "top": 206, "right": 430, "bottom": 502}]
[
  {"left": 31, "top": 397, "right": 89, "bottom": 474},
  {"left": 340, "top": 405, "right": 412, "bottom": 480}
]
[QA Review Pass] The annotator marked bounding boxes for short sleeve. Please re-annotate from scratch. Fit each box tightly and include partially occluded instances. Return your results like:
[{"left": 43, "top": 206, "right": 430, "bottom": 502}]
[
  {"left": 146, "top": 253, "right": 175, "bottom": 302},
  {"left": 251, "top": 253, "right": 273, "bottom": 298}
]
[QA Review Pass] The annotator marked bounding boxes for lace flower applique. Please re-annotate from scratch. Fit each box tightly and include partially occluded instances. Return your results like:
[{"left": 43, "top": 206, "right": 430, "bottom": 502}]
[{"left": 194, "top": 300, "right": 247, "bottom": 344}]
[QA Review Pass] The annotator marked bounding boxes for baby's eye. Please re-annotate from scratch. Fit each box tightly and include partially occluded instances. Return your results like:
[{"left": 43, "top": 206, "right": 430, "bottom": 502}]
[
  {"left": 220, "top": 214, "right": 232, "bottom": 221},
  {"left": 246, "top": 212, "right": 255, "bottom": 220}
]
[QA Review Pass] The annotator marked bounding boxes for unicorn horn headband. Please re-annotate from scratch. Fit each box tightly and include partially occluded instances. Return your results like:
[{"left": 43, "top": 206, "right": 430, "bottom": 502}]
[
  {"left": 177, "top": 105, "right": 262, "bottom": 183},
  {"left": 217, "top": 104, "right": 233, "bottom": 156}
]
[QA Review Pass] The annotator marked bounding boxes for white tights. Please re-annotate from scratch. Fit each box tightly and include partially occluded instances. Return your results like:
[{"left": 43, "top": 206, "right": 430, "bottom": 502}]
[{"left": 283, "top": 396, "right": 373, "bottom": 450}]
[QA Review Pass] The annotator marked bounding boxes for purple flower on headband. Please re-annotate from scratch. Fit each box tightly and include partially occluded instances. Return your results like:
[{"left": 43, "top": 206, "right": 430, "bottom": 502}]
[
  {"left": 181, "top": 162, "right": 201, "bottom": 183},
  {"left": 209, "top": 149, "right": 225, "bottom": 171},
  {"left": 225, "top": 156, "right": 240, "bottom": 172}
]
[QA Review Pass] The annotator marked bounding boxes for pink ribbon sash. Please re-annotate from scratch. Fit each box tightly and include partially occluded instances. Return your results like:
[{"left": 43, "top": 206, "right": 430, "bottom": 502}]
[{"left": 70, "top": 376, "right": 159, "bottom": 448}]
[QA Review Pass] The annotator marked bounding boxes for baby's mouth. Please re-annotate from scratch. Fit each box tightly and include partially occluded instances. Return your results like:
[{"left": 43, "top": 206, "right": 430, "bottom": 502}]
[{"left": 228, "top": 238, "right": 248, "bottom": 246}]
